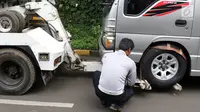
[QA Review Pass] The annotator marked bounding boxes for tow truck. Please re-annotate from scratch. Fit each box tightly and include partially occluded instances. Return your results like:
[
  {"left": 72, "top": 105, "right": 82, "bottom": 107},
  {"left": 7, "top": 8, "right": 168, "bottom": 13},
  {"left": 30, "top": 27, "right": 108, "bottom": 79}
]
[{"left": 0, "top": 0, "right": 151, "bottom": 95}]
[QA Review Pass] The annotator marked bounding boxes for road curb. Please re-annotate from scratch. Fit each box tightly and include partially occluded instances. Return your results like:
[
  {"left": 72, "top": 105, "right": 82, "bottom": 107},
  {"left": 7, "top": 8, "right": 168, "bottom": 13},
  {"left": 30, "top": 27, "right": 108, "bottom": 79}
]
[{"left": 74, "top": 50, "right": 99, "bottom": 56}]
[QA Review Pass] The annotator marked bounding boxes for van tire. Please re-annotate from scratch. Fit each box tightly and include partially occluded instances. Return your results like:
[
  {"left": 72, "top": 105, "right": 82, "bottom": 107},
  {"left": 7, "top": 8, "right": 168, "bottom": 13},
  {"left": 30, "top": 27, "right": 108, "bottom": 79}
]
[
  {"left": 8, "top": 10, "right": 25, "bottom": 32},
  {"left": 0, "top": 11, "right": 20, "bottom": 33},
  {"left": 141, "top": 48, "right": 187, "bottom": 89},
  {"left": 0, "top": 49, "right": 36, "bottom": 95}
]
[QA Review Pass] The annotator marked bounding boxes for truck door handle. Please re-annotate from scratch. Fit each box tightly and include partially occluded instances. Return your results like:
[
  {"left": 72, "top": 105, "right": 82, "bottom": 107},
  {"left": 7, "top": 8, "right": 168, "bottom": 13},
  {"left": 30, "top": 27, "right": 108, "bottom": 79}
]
[{"left": 175, "top": 19, "right": 187, "bottom": 27}]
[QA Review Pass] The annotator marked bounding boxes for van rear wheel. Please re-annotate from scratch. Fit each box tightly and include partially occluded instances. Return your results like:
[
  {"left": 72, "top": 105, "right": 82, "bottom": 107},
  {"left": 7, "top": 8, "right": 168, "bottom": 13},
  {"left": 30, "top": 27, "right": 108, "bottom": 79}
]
[
  {"left": 0, "top": 49, "right": 36, "bottom": 95},
  {"left": 141, "top": 48, "right": 187, "bottom": 89}
]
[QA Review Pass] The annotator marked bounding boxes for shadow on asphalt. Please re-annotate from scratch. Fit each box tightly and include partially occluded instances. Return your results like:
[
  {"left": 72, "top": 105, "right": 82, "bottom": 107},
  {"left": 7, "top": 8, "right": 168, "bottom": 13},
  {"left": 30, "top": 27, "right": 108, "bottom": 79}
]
[
  {"left": 28, "top": 54, "right": 200, "bottom": 95},
  {"left": 180, "top": 76, "right": 200, "bottom": 89},
  {"left": 133, "top": 76, "right": 200, "bottom": 96},
  {"left": 28, "top": 69, "right": 200, "bottom": 96}
]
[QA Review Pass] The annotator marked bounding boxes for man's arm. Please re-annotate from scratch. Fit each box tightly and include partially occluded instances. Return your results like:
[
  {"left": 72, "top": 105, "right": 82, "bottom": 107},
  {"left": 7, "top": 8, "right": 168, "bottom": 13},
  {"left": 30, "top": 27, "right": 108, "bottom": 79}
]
[{"left": 126, "top": 63, "right": 137, "bottom": 86}]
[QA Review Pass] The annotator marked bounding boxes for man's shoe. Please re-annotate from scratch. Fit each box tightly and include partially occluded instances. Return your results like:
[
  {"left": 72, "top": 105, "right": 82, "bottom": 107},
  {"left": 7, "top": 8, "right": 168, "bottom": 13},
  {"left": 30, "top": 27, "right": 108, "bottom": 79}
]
[
  {"left": 109, "top": 104, "right": 118, "bottom": 111},
  {"left": 109, "top": 104, "right": 123, "bottom": 112}
]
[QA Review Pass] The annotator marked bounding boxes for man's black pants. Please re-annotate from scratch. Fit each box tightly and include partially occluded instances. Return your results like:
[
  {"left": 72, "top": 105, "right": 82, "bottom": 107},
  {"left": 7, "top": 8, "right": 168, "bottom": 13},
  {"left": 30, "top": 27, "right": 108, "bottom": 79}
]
[{"left": 92, "top": 71, "right": 134, "bottom": 107}]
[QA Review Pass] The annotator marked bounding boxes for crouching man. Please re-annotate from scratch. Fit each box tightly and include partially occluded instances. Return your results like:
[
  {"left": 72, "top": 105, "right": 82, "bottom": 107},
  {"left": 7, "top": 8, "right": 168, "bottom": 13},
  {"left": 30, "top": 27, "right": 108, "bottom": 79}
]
[{"left": 92, "top": 38, "right": 137, "bottom": 111}]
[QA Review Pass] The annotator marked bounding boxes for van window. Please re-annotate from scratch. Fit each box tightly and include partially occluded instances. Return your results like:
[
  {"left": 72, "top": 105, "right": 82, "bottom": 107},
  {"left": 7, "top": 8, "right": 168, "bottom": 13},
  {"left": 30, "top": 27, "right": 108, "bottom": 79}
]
[{"left": 124, "top": 0, "right": 159, "bottom": 15}]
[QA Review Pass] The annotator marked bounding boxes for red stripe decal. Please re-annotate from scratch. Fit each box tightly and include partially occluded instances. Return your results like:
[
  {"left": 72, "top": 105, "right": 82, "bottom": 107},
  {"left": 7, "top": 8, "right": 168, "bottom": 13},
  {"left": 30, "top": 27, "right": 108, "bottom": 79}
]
[
  {"left": 156, "top": 9, "right": 179, "bottom": 16},
  {"left": 153, "top": 0, "right": 176, "bottom": 8},
  {"left": 169, "top": 2, "right": 189, "bottom": 7},
  {"left": 143, "top": 1, "right": 189, "bottom": 16},
  {"left": 143, "top": 14, "right": 151, "bottom": 16}
]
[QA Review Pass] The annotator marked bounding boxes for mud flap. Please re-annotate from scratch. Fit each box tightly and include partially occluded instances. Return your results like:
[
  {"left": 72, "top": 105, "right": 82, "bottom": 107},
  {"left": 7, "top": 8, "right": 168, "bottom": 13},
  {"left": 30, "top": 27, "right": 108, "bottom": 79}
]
[{"left": 41, "top": 71, "right": 54, "bottom": 85}]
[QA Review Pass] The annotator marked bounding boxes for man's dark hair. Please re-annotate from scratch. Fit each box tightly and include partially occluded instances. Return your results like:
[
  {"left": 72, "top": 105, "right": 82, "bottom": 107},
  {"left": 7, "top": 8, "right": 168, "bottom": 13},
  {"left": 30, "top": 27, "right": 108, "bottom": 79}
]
[{"left": 119, "top": 38, "right": 134, "bottom": 51}]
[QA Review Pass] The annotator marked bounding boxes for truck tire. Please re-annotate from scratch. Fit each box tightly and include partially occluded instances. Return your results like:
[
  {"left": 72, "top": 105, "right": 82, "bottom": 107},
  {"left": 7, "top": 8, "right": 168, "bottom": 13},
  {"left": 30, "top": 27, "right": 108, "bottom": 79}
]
[
  {"left": 8, "top": 10, "right": 25, "bottom": 32},
  {"left": 0, "top": 49, "right": 36, "bottom": 95},
  {"left": 141, "top": 48, "right": 187, "bottom": 89},
  {"left": 0, "top": 11, "right": 20, "bottom": 33}
]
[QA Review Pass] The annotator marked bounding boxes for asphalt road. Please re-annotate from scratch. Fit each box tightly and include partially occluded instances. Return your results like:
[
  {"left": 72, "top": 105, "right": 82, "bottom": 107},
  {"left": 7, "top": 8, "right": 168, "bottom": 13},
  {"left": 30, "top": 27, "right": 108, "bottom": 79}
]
[{"left": 0, "top": 70, "right": 200, "bottom": 112}]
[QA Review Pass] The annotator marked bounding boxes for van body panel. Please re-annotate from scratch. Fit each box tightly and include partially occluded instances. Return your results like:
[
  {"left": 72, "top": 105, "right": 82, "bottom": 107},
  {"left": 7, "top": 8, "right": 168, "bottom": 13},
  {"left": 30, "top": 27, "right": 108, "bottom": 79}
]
[
  {"left": 116, "top": 0, "right": 194, "bottom": 36},
  {"left": 115, "top": 33, "right": 199, "bottom": 70},
  {"left": 191, "top": 0, "right": 200, "bottom": 37},
  {"left": 192, "top": 0, "right": 200, "bottom": 71}
]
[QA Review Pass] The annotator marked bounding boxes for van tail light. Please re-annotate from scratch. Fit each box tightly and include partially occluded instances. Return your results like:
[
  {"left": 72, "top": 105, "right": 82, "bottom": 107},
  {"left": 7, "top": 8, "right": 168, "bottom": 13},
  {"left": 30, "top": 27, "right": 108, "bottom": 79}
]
[
  {"left": 103, "top": 34, "right": 115, "bottom": 49},
  {"left": 102, "top": 26, "right": 116, "bottom": 50}
]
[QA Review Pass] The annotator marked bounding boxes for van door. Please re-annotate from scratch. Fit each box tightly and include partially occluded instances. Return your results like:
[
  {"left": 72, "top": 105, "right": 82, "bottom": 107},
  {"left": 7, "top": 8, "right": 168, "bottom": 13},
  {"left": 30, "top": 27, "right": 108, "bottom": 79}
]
[{"left": 115, "top": 0, "right": 194, "bottom": 62}]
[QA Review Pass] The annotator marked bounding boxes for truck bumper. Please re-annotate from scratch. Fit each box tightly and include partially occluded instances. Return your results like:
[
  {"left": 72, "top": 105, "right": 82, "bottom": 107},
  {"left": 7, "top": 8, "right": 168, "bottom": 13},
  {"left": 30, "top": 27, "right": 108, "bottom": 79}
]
[{"left": 20, "top": 28, "right": 69, "bottom": 71}]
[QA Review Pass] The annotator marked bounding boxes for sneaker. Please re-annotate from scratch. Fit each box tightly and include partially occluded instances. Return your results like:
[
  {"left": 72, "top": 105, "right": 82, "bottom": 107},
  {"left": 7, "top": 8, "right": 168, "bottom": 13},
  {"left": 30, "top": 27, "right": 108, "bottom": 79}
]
[
  {"left": 109, "top": 104, "right": 118, "bottom": 111},
  {"left": 109, "top": 104, "right": 123, "bottom": 112},
  {"left": 116, "top": 106, "right": 123, "bottom": 112}
]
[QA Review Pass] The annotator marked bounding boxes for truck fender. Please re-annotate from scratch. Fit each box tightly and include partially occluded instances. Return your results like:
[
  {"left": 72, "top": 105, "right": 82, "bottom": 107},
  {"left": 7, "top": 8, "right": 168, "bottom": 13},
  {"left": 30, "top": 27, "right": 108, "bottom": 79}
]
[{"left": 0, "top": 45, "right": 40, "bottom": 70}]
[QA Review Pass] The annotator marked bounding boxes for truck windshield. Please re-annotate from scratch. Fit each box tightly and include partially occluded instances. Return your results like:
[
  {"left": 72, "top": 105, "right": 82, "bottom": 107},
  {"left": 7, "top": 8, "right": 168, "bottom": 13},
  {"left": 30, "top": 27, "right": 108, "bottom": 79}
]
[{"left": 102, "top": 0, "right": 114, "bottom": 18}]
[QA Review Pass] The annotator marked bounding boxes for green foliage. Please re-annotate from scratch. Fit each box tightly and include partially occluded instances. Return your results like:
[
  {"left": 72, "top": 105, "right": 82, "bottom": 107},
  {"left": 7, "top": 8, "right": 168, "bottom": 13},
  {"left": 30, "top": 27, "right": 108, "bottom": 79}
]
[
  {"left": 68, "top": 24, "right": 101, "bottom": 50},
  {"left": 57, "top": 0, "right": 103, "bottom": 26},
  {"left": 56, "top": 0, "right": 104, "bottom": 50}
]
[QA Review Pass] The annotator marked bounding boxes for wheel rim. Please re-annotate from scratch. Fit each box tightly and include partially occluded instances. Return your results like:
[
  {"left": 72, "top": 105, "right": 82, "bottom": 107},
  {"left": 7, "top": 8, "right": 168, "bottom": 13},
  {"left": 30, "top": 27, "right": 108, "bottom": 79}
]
[
  {"left": 151, "top": 53, "right": 179, "bottom": 81},
  {"left": 0, "top": 17, "right": 12, "bottom": 32},
  {"left": 0, "top": 61, "right": 23, "bottom": 86}
]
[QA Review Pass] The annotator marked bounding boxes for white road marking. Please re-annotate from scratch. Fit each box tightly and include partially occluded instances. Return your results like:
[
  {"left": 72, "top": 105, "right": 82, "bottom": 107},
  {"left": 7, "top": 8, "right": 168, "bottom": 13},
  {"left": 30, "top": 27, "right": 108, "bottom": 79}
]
[{"left": 0, "top": 99, "right": 74, "bottom": 108}]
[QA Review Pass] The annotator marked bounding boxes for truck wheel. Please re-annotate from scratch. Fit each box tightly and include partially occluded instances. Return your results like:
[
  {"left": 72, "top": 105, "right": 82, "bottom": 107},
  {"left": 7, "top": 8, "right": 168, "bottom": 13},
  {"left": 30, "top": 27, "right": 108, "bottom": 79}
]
[
  {"left": 0, "top": 11, "right": 20, "bottom": 33},
  {"left": 8, "top": 10, "right": 25, "bottom": 32},
  {"left": 0, "top": 49, "right": 36, "bottom": 95},
  {"left": 141, "top": 48, "right": 187, "bottom": 89}
]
